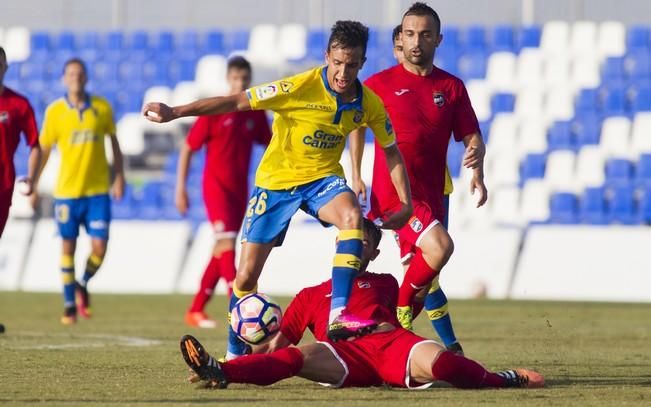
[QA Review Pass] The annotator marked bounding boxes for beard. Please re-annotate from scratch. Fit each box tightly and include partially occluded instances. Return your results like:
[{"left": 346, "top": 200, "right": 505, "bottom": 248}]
[{"left": 404, "top": 47, "right": 434, "bottom": 67}]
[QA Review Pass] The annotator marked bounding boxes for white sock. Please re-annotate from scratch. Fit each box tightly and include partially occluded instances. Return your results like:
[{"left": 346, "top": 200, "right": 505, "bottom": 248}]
[{"left": 329, "top": 306, "right": 345, "bottom": 324}]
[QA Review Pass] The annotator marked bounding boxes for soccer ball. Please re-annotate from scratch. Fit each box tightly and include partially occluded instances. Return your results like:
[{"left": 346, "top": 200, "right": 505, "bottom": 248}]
[{"left": 230, "top": 293, "right": 282, "bottom": 345}]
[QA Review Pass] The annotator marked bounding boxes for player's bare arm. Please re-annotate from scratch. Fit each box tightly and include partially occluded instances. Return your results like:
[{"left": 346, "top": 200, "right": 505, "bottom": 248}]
[
  {"left": 462, "top": 132, "right": 488, "bottom": 207},
  {"left": 380, "top": 144, "right": 413, "bottom": 229},
  {"left": 349, "top": 127, "right": 367, "bottom": 201},
  {"left": 175, "top": 143, "right": 193, "bottom": 215},
  {"left": 29, "top": 145, "right": 51, "bottom": 210},
  {"left": 143, "top": 92, "right": 251, "bottom": 123},
  {"left": 109, "top": 134, "right": 125, "bottom": 201},
  {"left": 22, "top": 144, "right": 42, "bottom": 197}
]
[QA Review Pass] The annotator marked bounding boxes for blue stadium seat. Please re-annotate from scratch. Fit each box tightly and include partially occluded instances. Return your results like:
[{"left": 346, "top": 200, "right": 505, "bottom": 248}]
[
  {"left": 137, "top": 181, "right": 163, "bottom": 220},
  {"left": 627, "top": 50, "right": 651, "bottom": 82},
  {"left": 156, "top": 31, "right": 175, "bottom": 54},
  {"left": 550, "top": 192, "right": 579, "bottom": 224},
  {"left": 519, "top": 25, "right": 542, "bottom": 49},
  {"left": 580, "top": 187, "right": 608, "bottom": 224},
  {"left": 227, "top": 29, "right": 249, "bottom": 52},
  {"left": 434, "top": 49, "right": 460, "bottom": 76},
  {"left": 491, "top": 93, "right": 515, "bottom": 114},
  {"left": 640, "top": 185, "right": 651, "bottom": 224},
  {"left": 631, "top": 86, "right": 651, "bottom": 112},
  {"left": 465, "top": 25, "right": 487, "bottom": 52},
  {"left": 548, "top": 121, "right": 574, "bottom": 151},
  {"left": 111, "top": 185, "right": 136, "bottom": 220},
  {"left": 441, "top": 26, "right": 461, "bottom": 49},
  {"left": 608, "top": 184, "right": 638, "bottom": 224},
  {"left": 601, "top": 86, "right": 628, "bottom": 117},
  {"left": 575, "top": 88, "right": 600, "bottom": 116},
  {"left": 627, "top": 25, "right": 650, "bottom": 51},
  {"left": 492, "top": 25, "right": 515, "bottom": 52},
  {"left": 636, "top": 154, "right": 651, "bottom": 186},
  {"left": 306, "top": 29, "right": 327, "bottom": 60},
  {"left": 77, "top": 31, "right": 102, "bottom": 62},
  {"left": 573, "top": 114, "right": 602, "bottom": 146},
  {"left": 179, "top": 30, "right": 200, "bottom": 58},
  {"left": 605, "top": 159, "right": 634, "bottom": 187},
  {"left": 205, "top": 30, "right": 225, "bottom": 54},
  {"left": 366, "top": 28, "right": 381, "bottom": 58},
  {"left": 106, "top": 31, "right": 125, "bottom": 52},
  {"left": 143, "top": 57, "right": 172, "bottom": 86},
  {"left": 446, "top": 139, "right": 465, "bottom": 178},
  {"left": 479, "top": 120, "right": 491, "bottom": 144},
  {"left": 169, "top": 56, "right": 198, "bottom": 82},
  {"left": 19, "top": 61, "right": 48, "bottom": 81},
  {"left": 458, "top": 51, "right": 487, "bottom": 80},
  {"left": 520, "top": 153, "right": 546, "bottom": 185},
  {"left": 57, "top": 31, "right": 76, "bottom": 51},
  {"left": 130, "top": 30, "right": 149, "bottom": 51},
  {"left": 30, "top": 31, "right": 51, "bottom": 60},
  {"left": 119, "top": 59, "right": 145, "bottom": 82},
  {"left": 602, "top": 57, "right": 626, "bottom": 88}
]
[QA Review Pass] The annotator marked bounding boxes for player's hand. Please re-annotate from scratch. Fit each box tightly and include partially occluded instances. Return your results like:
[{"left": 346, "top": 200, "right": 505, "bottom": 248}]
[
  {"left": 175, "top": 188, "right": 189, "bottom": 215},
  {"left": 142, "top": 102, "right": 176, "bottom": 123},
  {"left": 378, "top": 202, "right": 413, "bottom": 230},
  {"left": 463, "top": 144, "right": 485, "bottom": 169},
  {"left": 351, "top": 177, "right": 367, "bottom": 209},
  {"left": 18, "top": 177, "right": 33, "bottom": 196},
  {"left": 29, "top": 191, "right": 39, "bottom": 210},
  {"left": 111, "top": 175, "right": 125, "bottom": 201},
  {"left": 470, "top": 175, "right": 488, "bottom": 208}
]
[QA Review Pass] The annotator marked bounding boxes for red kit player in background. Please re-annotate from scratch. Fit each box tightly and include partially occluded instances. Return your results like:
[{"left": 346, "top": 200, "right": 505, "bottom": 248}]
[
  {"left": 0, "top": 46, "right": 41, "bottom": 238},
  {"left": 175, "top": 56, "right": 271, "bottom": 328},
  {"left": 350, "top": 2, "right": 488, "bottom": 331}
]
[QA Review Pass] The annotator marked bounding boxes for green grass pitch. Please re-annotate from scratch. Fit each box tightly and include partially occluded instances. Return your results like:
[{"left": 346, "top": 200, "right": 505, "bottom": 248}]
[{"left": 1, "top": 292, "right": 650, "bottom": 406}]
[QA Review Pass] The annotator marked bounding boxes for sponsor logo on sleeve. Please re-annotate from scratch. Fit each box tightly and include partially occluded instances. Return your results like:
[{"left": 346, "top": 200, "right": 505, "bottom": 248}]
[
  {"left": 353, "top": 110, "right": 363, "bottom": 124},
  {"left": 279, "top": 81, "right": 294, "bottom": 93},
  {"left": 256, "top": 84, "right": 278, "bottom": 100}
]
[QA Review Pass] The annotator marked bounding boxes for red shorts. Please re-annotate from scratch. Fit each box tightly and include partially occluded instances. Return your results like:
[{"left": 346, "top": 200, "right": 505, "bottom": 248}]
[
  {"left": 371, "top": 200, "right": 441, "bottom": 264},
  {"left": 319, "top": 328, "right": 436, "bottom": 388},
  {"left": 203, "top": 181, "right": 247, "bottom": 237}
]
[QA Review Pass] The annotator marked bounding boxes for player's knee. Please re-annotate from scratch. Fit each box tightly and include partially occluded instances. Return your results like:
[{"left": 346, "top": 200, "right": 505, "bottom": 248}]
[{"left": 340, "top": 206, "right": 362, "bottom": 230}]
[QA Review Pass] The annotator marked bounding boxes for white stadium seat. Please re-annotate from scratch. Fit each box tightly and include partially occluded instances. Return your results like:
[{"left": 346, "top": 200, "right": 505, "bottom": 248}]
[
  {"left": 278, "top": 24, "right": 307, "bottom": 61},
  {"left": 486, "top": 52, "right": 517, "bottom": 92},
  {"left": 545, "top": 86, "right": 575, "bottom": 123},
  {"left": 598, "top": 21, "right": 626, "bottom": 59},
  {"left": 247, "top": 24, "right": 281, "bottom": 66},
  {"left": 600, "top": 116, "right": 632, "bottom": 158},
  {"left": 545, "top": 150, "right": 577, "bottom": 192},
  {"left": 519, "top": 180, "right": 551, "bottom": 223},
  {"left": 170, "top": 81, "right": 202, "bottom": 125},
  {"left": 541, "top": 21, "right": 570, "bottom": 57},
  {"left": 36, "top": 149, "right": 60, "bottom": 195},
  {"left": 515, "top": 87, "right": 545, "bottom": 120},
  {"left": 487, "top": 151, "right": 520, "bottom": 188},
  {"left": 458, "top": 167, "right": 493, "bottom": 228},
  {"left": 575, "top": 145, "right": 606, "bottom": 189},
  {"left": 143, "top": 86, "right": 173, "bottom": 104},
  {"left": 465, "top": 80, "right": 492, "bottom": 122},
  {"left": 491, "top": 186, "right": 522, "bottom": 226},
  {"left": 516, "top": 48, "right": 545, "bottom": 90},
  {"left": 488, "top": 113, "right": 519, "bottom": 154},
  {"left": 630, "top": 112, "right": 651, "bottom": 155},
  {"left": 570, "top": 57, "right": 601, "bottom": 92},
  {"left": 544, "top": 55, "right": 571, "bottom": 88},
  {"left": 517, "top": 119, "right": 548, "bottom": 157},
  {"left": 4, "top": 26, "right": 30, "bottom": 62},
  {"left": 570, "top": 21, "right": 598, "bottom": 58},
  {"left": 116, "top": 113, "right": 147, "bottom": 156},
  {"left": 195, "top": 55, "right": 229, "bottom": 95}
]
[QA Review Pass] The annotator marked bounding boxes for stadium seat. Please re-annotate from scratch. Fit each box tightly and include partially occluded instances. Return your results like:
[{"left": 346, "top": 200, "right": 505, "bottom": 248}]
[
  {"left": 247, "top": 24, "right": 281, "bottom": 66},
  {"left": 545, "top": 87, "right": 575, "bottom": 123},
  {"left": 544, "top": 55, "right": 571, "bottom": 88},
  {"left": 575, "top": 145, "right": 606, "bottom": 189},
  {"left": 626, "top": 25, "right": 650, "bottom": 51},
  {"left": 630, "top": 112, "right": 651, "bottom": 155},
  {"left": 143, "top": 56, "right": 172, "bottom": 86},
  {"left": 601, "top": 86, "right": 629, "bottom": 118},
  {"left": 549, "top": 192, "right": 579, "bottom": 224},
  {"left": 106, "top": 30, "right": 125, "bottom": 53},
  {"left": 488, "top": 113, "right": 519, "bottom": 155},
  {"left": 575, "top": 88, "right": 600, "bottom": 116},
  {"left": 227, "top": 29, "right": 250, "bottom": 52},
  {"left": 116, "top": 113, "right": 146, "bottom": 156},
  {"left": 607, "top": 184, "right": 638, "bottom": 224},
  {"left": 157, "top": 31, "right": 175, "bottom": 54},
  {"left": 547, "top": 120, "right": 573, "bottom": 151},
  {"left": 605, "top": 158, "right": 635, "bottom": 187},
  {"left": 143, "top": 86, "right": 173, "bottom": 105},
  {"left": 4, "top": 26, "right": 31, "bottom": 62},
  {"left": 29, "top": 31, "right": 50, "bottom": 61},
  {"left": 488, "top": 152, "right": 520, "bottom": 187},
  {"left": 573, "top": 114, "right": 602, "bottom": 146},
  {"left": 446, "top": 140, "right": 465, "bottom": 178},
  {"left": 278, "top": 24, "right": 307, "bottom": 61},
  {"left": 306, "top": 28, "right": 327, "bottom": 60},
  {"left": 636, "top": 154, "right": 651, "bottom": 186},
  {"left": 640, "top": 185, "right": 651, "bottom": 224},
  {"left": 519, "top": 180, "right": 551, "bottom": 224},
  {"left": 111, "top": 185, "right": 136, "bottom": 220},
  {"left": 600, "top": 116, "right": 632, "bottom": 158},
  {"left": 137, "top": 181, "right": 163, "bottom": 220},
  {"left": 580, "top": 187, "right": 608, "bottom": 224},
  {"left": 55, "top": 30, "right": 76, "bottom": 53},
  {"left": 515, "top": 48, "right": 545, "bottom": 90},
  {"left": 434, "top": 48, "right": 460, "bottom": 76},
  {"left": 570, "top": 21, "right": 598, "bottom": 58},
  {"left": 520, "top": 153, "right": 546, "bottom": 185},
  {"left": 627, "top": 50, "right": 651, "bottom": 82},
  {"left": 545, "top": 150, "right": 577, "bottom": 192},
  {"left": 440, "top": 25, "right": 461, "bottom": 50},
  {"left": 602, "top": 56, "right": 626, "bottom": 86},
  {"left": 491, "top": 92, "right": 515, "bottom": 114},
  {"left": 195, "top": 55, "right": 228, "bottom": 95},
  {"left": 518, "top": 119, "right": 547, "bottom": 157},
  {"left": 631, "top": 86, "right": 651, "bottom": 112},
  {"left": 515, "top": 87, "right": 544, "bottom": 120},
  {"left": 492, "top": 25, "right": 515, "bottom": 53},
  {"left": 491, "top": 186, "right": 521, "bottom": 225},
  {"left": 541, "top": 21, "right": 570, "bottom": 57},
  {"left": 485, "top": 52, "right": 517, "bottom": 92},
  {"left": 465, "top": 81, "right": 491, "bottom": 121},
  {"left": 179, "top": 30, "right": 200, "bottom": 55},
  {"left": 519, "top": 25, "right": 542, "bottom": 49},
  {"left": 205, "top": 30, "right": 225, "bottom": 54},
  {"left": 571, "top": 57, "right": 602, "bottom": 92},
  {"left": 597, "top": 21, "right": 626, "bottom": 59},
  {"left": 465, "top": 25, "right": 487, "bottom": 52},
  {"left": 458, "top": 51, "right": 488, "bottom": 80}
]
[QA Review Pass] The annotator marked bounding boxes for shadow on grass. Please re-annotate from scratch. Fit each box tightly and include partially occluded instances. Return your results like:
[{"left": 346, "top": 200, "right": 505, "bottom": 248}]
[{"left": 546, "top": 376, "right": 651, "bottom": 387}]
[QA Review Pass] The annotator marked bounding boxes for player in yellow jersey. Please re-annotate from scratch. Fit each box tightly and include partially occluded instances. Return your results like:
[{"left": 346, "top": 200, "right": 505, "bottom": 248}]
[
  {"left": 144, "top": 21, "right": 413, "bottom": 355},
  {"left": 32, "top": 58, "right": 125, "bottom": 325}
]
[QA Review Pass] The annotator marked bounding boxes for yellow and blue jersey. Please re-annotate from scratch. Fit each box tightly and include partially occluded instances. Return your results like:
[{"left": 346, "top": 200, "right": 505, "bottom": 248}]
[
  {"left": 40, "top": 95, "right": 116, "bottom": 199},
  {"left": 246, "top": 66, "right": 396, "bottom": 190}
]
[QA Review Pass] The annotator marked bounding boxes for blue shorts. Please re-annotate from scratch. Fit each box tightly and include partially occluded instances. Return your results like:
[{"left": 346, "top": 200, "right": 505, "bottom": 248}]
[
  {"left": 242, "top": 175, "right": 352, "bottom": 245},
  {"left": 54, "top": 194, "right": 111, "bottom": 240}
]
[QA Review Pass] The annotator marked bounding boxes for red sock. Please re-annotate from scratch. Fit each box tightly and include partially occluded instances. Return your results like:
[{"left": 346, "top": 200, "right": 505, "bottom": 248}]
[
  {"left": 222, "top": 347, "right": 304, "bottom": 386},
  {"left": 218, "top": 249, "right": 236, "bottom": 298},
  {"left": 431, "top": 351, "right": 506, "bottom": 389},
  {"left": 412, "top": 301, "right": 425, "bottom": 318},
  {"left": 398, "top": 250, "right": 439, "bottom": 307},
  {"left": 189, "top": 256, "right": 221, "bottom": 312}
]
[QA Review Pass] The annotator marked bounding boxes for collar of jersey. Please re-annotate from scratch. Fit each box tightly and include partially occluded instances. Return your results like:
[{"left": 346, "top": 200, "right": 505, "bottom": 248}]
[
  {"left": 320, "top": 66, "right": 363, "bottom": 124},
  {"left": 64, "top": 93, "right": 92, "bottom": 117}
]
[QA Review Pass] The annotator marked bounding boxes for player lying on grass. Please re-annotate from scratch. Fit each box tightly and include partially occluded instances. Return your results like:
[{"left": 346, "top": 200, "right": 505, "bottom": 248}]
[
  {"left": 144, "top": 20, "right": 413, "bottom": 356},
  {"left": 179, "top": 219, "right": 544, "bottom": 390}
]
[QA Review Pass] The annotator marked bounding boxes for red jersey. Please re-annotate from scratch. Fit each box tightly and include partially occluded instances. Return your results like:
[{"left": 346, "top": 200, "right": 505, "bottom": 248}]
[
  {"left": 280, "top": 272, "right": 400, "bottom": 345},
  {"left": 366, "top": 64, "right": 479, "bottom": 221},
  {"left": 0, "top": 87, "right": 39, "bottom": 194},
  {"left": 186, "top": 110, "right": 271, "bottom": 201}
]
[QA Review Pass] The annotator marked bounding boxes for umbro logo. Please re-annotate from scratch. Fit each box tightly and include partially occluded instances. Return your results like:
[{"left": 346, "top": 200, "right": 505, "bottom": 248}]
[{"left": 394, "top": 89, "right": 410, "bottom": 96}]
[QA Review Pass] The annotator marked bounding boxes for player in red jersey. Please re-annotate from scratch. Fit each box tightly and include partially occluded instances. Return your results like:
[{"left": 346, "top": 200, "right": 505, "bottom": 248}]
[
  {"left": 179, "top": 219, "right": 543, "bottom": 390},
  {"left": 350, "top": 3, "right": 487, "bottom": 331},
  {"left": 0, "top": 46, "right": 41, "bottom": 238},
  {"left": 176, "top": 56, "right": 272, "bottom": 328}
]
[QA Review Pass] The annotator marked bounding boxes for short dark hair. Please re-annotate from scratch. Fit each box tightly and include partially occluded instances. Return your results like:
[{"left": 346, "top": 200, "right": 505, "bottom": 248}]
[
  {"left": 327, "top": 20, "right": 369, "bottom": 56},
  {"left": 227, "top": 55, "right": 251, "bottom": 72},
  {"left": 63, "top": 57, "right": 87, "bottom": 74},
  {"left": 392, "top": 24, "right": 402, "bottom": 44},
  {"left": 362, "top": 218, "right": 382, "bottom": 250},
  {"left": 403, "top": 2, "right": 441, "bottom": 34},
  {"left": 0, "top": 46, "right": 6, "bottom": 60}
]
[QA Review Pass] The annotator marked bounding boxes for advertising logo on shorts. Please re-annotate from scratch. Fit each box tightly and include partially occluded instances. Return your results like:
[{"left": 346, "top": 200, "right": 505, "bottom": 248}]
[
  {"left": 433, "top": 92, "right": 445, "bottom": 107},
  {"left": 256, "top": 84, "right": 278, "bottom": 100},
  {"left": 409, "top": 216, "right": 423, "bottom": 233}
]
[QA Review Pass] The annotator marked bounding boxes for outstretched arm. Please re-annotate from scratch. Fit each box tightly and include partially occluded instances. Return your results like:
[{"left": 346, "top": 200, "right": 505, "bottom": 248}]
[
  {"left": 143, "top": 92, "right": 251, "bottom": 123},
  {"left": 462, "top": 132, "right": 487, "bottom": 208},
  {"left": 379, "top": 144, "right": 413, "bottom": 230}
]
